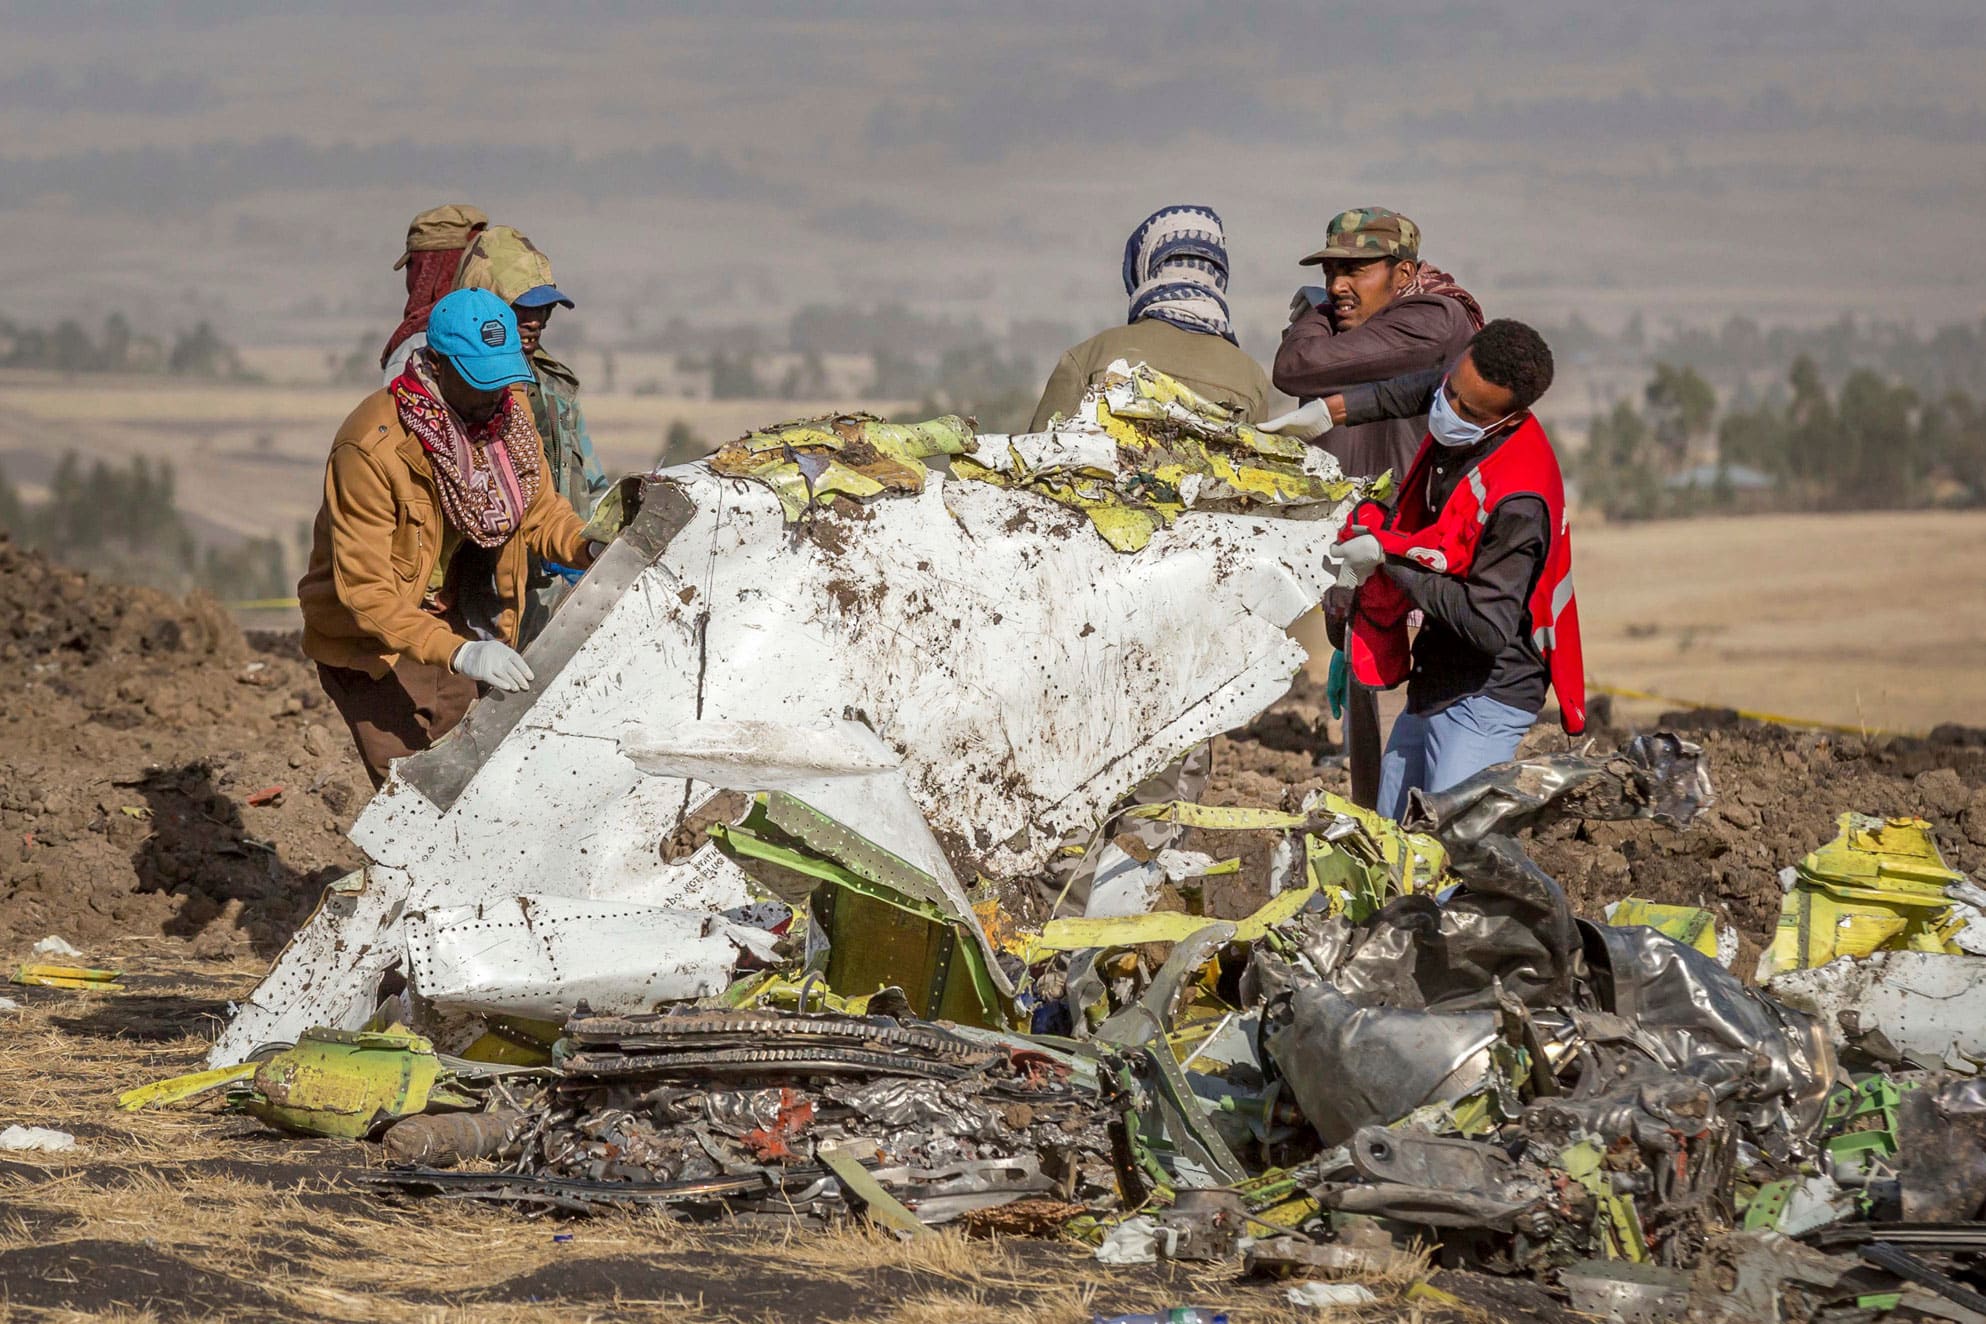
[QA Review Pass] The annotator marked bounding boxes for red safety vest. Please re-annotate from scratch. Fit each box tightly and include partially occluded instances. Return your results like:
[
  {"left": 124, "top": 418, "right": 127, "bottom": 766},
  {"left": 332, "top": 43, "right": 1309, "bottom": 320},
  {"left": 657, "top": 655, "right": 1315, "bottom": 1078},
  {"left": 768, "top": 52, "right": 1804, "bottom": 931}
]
[{"left": 1340, "top": 415, "right": 1585, "bottom": 735}]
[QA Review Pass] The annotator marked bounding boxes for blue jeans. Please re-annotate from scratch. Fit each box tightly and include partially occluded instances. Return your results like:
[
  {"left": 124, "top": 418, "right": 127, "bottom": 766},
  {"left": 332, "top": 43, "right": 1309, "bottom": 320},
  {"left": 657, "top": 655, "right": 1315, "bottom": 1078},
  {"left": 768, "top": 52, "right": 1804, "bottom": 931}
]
[{"left": 1377, "top": 694, "right": 1538, "bottom": 821}]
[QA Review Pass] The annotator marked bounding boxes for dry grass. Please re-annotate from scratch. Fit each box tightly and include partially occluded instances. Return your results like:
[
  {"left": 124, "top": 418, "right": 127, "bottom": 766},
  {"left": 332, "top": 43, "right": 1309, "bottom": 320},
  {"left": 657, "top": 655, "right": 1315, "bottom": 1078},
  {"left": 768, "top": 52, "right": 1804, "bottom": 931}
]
[{"left": 0, "top": 937, "right": 1456, "bottom": 1323}]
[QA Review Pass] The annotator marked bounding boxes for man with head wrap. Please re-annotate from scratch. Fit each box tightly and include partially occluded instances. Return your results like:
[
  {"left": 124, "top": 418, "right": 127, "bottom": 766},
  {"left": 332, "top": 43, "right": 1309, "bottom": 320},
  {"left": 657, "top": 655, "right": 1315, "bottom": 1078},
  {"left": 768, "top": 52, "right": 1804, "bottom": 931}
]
[
  {"left": 1026, "top": 207, "right": 1269, "bottom": 914},
  {"left": 381, "top": 203, "right": 488, "bottom": 383},
  {"left": 1027, "top": 205, "right": 1270, "bottom": 431},
  {"left": 453, "top": 225, "right": 611, "bottom": 641}
]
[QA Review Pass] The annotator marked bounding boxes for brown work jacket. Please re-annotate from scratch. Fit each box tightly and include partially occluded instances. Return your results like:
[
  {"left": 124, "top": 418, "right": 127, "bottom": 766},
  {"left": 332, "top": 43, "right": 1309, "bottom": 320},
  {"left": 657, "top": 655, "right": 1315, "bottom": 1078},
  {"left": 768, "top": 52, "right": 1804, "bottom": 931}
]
[
  {"left": 1028, "top": 319, "right": 1272, "bottom": 432},
  {"left": 1272, "top": 294, "right": 1475, "bottom": 480},
  {"left": 298, "top": 387, "right": 589, "bottom": 678}
]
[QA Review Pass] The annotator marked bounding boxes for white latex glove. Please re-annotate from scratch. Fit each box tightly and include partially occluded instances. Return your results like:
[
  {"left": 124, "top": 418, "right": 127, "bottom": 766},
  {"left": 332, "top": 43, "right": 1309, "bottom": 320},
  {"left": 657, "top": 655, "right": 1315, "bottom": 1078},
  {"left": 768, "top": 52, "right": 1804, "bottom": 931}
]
[
  {"left": 452, "top": 640, "right": 534, "bottom": 693},
  {"left": 1333, "top": 532, "right": 1385, "bottom": 588},
  {"left": 1254, "top": 399, "right": 1335, "bottom": 443}
]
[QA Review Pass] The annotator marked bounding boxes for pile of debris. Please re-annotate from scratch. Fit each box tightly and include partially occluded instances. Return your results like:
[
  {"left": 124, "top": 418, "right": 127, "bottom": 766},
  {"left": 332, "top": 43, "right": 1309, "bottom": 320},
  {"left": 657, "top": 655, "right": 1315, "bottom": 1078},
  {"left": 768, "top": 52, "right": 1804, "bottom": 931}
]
[{"left": 121, "top": 368, "right": 1986, "bottom": 1320}]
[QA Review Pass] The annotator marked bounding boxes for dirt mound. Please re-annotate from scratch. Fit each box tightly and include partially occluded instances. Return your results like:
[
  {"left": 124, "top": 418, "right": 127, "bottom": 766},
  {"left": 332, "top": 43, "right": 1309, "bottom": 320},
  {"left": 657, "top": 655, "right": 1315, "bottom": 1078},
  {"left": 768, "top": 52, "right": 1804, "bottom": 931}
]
[
  {"left": 1531, "top": 707, "right": 1986, "bottom": 966},
  {"left": 0, "top": 536, "right": 365, "bottom": 958},
  {"left": 1211, "top": 684, "right": 1986, "bottom": 961}
]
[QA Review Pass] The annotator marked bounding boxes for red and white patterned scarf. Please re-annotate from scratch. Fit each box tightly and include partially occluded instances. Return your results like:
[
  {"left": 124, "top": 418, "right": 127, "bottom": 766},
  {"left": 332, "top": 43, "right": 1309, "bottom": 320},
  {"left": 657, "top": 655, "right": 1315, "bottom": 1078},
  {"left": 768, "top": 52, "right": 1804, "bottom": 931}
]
[
  {"left": 1403, "top": 261, "right": 1487, "bottom": 332},
  {"left": 390, "top": 350, "right": 542, "bottom": 548}
]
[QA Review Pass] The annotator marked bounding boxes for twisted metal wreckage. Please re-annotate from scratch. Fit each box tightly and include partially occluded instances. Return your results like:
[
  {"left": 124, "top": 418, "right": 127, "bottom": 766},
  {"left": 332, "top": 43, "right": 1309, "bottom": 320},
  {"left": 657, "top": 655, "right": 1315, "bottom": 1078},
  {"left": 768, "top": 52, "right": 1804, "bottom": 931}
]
[{"left": 132, "top": 365, "right": 1986, "bottom": 1318}]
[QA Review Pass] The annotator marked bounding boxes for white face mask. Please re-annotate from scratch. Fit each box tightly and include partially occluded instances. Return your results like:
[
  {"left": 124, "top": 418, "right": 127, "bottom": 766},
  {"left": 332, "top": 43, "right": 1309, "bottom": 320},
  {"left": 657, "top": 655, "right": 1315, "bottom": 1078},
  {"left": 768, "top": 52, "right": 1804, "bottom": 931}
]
[{"left": 1429, "top": 378, "right": 1515, "bottom": 449}]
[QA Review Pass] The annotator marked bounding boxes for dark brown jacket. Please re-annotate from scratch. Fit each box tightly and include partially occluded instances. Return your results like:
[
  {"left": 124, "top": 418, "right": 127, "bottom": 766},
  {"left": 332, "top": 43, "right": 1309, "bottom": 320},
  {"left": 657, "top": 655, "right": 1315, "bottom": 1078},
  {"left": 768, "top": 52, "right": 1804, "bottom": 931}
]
[
  {"left": 1272, "top": 294, "right": 1475, "bottom": 480},
  {"left": 298, "top": 387, "right": 589, "bottom": 678}
]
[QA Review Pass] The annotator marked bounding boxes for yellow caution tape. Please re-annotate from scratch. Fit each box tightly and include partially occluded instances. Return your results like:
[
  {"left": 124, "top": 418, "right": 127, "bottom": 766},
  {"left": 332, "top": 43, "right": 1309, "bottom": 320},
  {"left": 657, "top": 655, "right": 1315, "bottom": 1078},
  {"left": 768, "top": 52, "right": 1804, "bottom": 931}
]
[
  {"left": 1589, "top": 681, "right": 1911, "bottom": 739},
  {"left": 224, "top": 597, "right": 301, "bottom": 610}
]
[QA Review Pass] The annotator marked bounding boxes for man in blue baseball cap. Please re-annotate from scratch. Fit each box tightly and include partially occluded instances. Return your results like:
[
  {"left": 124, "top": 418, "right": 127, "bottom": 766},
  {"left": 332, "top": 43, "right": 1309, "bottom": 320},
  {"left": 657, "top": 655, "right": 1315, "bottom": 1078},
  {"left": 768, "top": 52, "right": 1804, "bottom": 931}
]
[
  {"left": 298, "top": 287, "right": 597, "bottom": 786},
  {"left": 455, "top": 224, "right": 609, "bottom": 642}
]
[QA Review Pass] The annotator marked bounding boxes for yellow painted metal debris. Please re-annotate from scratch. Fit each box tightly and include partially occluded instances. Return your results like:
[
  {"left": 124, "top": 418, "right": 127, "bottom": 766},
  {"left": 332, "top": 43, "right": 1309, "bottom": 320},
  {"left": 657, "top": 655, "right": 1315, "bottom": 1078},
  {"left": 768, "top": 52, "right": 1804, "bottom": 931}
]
[
  {"left": 117, "top": 1063, "right": 257, "bottom": 1112},
  {"left": 1607, "top": 898, "right": 1724, "bottom": 963},
  {"left": 13, "top": 964, "right": 123, "bottom": 991},
  {"left": 1760, "top": 813, "right": 1967, "bottom": 977},
  {"left": 955, "top": 362, "right": 1376, "bottom": 552},
  {"left": 1122, "top": 792, "right": 1447, "bottom": 922},
  {"left": 1035, "top": 884, "right": 1319, "bottom": 954},
  {"left": 454, "top": 1016, "right": 561, "bottom": 1068},
  {"left": 246, "top": 1025, "right": 447, "bottom": 1139},
  {"left": 709, "top": 413, "right": 972, "bottom": 523}
]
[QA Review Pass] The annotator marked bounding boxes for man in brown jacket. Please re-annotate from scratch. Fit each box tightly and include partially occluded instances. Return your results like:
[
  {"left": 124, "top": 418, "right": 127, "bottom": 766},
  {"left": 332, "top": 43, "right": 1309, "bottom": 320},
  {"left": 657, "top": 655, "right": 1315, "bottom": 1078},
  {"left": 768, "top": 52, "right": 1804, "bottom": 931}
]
[
  {"left": 1028, "top": 205, "right": 1270, "bottom": 431},
  {"left": 1259, "top": 207, "right": 1483, "bottom": 812},
  {"left": 300, "top": 288, "right": 594, "bottom": 786}
]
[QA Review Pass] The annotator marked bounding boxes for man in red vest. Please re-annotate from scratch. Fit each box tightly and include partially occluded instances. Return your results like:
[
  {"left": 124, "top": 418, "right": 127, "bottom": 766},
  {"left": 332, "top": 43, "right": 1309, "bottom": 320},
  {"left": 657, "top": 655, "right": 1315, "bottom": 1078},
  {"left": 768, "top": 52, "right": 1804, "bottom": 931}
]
[{"left": 1324, "top": 319, "right": 1584, "bottom": 820}]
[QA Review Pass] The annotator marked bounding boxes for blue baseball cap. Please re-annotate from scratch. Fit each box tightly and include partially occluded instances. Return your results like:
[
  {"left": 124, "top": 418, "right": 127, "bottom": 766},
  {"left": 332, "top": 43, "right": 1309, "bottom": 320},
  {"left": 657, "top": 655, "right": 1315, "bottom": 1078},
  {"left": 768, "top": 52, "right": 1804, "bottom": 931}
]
[
  {"left": 425, "top": 288, "right": 534, "bottom": 390},
  {"left": 512, "top": 283, "right": 575, "bottom": 310}
]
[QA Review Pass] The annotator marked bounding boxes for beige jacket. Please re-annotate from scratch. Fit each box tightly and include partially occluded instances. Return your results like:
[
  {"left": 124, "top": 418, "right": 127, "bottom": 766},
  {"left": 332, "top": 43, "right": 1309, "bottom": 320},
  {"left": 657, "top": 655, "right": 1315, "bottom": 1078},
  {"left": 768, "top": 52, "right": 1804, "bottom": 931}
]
[
  {"left": 298, "top": 387, "right": 589, "bottom": 677},
  {"left": 1028, "top": 319, "right": 1273, "bottom": 432}
]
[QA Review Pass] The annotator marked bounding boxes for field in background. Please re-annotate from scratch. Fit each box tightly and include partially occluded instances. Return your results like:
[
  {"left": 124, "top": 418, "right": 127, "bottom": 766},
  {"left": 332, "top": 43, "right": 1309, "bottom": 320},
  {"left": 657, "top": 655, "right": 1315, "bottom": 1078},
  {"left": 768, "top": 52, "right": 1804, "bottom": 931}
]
[
  {"left": 0, "top": 370, "right": 914, "bottom": 549},
  {"left": 4, "top": 371, "right": 1977, "bottom": 738}
]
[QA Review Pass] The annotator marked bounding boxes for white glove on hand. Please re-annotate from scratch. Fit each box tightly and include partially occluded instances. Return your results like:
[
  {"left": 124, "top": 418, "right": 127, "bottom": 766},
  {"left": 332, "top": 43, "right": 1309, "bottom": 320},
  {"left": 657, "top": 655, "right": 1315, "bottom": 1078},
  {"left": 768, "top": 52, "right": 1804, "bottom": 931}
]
[
  {"left": 1333, "top": 532, "right": 1385, "bottom": 588},
  {"left": 1255, "top": 399, "right": 1336, "bottom": 443},
  {"left": 452, "top": 640, "right": 534, "bottom": 693}
]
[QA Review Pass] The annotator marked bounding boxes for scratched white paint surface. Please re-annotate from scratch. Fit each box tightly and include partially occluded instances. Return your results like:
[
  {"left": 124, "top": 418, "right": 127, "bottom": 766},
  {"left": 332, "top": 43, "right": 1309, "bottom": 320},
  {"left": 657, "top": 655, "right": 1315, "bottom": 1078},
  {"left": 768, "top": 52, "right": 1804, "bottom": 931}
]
[{"left": 213, "top": 449, "right": 1359, "bottom": 1064}]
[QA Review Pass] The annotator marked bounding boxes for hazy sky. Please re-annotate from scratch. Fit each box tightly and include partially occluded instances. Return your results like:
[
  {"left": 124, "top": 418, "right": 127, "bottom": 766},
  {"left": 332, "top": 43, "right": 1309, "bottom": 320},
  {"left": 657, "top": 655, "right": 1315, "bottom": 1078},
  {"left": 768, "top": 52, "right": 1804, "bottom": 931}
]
[{"left": 3, "top": 0, "right": 1982, "bottom": 359}]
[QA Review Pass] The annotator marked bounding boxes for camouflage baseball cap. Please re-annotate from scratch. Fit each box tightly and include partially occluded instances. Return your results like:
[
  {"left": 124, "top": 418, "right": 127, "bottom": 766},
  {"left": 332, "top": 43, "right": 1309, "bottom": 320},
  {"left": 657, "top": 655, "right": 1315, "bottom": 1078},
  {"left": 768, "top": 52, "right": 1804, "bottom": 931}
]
[
  {"left": 1299, "top": 207, "right": 1421, "bottom": 265},
  {"left": 454, "top": 226, "right": 574, "bottom": 308},
  {"left": 393, "top": 203, "right": 488, "bottom": 270}
]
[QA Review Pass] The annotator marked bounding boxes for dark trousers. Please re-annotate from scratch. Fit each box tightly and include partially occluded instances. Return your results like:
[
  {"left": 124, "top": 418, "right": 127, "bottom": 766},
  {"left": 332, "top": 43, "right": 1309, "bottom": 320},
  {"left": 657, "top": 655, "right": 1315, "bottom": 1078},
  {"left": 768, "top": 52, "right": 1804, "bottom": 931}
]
[{"left": 317, "top": 657, "right": 479, "bottom": 788}]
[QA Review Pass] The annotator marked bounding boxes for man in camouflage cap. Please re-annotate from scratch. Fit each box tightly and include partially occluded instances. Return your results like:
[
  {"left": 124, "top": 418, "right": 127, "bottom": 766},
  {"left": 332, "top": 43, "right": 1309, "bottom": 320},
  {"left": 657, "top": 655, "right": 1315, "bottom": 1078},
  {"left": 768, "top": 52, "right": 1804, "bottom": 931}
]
[
  {"left": 1256, "top": 205, "right": 1485, "bottom": 812},
  {"left": 454, "top": 225, "right": 610, "bottom": 642},
  {"left": 1301, "top": 206, "right": 1422, "bottom": 268}
]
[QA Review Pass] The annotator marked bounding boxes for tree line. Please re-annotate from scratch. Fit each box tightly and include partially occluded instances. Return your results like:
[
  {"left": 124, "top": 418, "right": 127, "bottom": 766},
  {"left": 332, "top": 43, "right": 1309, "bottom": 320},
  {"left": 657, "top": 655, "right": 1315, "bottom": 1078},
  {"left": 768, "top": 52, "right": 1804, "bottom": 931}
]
[
  {"left": 1577, "top": 357, "right": 1986, "bottom": 520},
  {"left": 0, "top": 453, "right": 296, "bottom": 601},
  {"left": 0, "top": 312, "right": 258, "bottom": 380}
]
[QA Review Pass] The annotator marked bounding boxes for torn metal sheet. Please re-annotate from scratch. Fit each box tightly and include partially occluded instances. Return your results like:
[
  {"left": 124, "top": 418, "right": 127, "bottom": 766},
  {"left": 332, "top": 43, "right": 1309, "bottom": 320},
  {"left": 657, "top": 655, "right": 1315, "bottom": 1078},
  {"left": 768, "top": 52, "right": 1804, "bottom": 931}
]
[
  {"left": 1765, "top": 951, "right": 1986, "bottom": 1074},
  {"left": 1693, "top": 1230, "right": 1986, "bottom": 1324},
  {"left": 1604, "top": 897, "right": 1736, "bottom": 968},
  {"left": 620, "top": 717, "right": 1010, "bottom": 1001},
  {"left": 1584, "top": 922, "right": 1835, "bottom": 1143},
  {"left": 215, "top": 413, "right": 1364, "bottom": 1063},
  {"left": 405, "top": 895, "right": 782, "bottom": 1021},
  {"left": 1254, "top": 959, "right": 1501, "bottom": 1147}
]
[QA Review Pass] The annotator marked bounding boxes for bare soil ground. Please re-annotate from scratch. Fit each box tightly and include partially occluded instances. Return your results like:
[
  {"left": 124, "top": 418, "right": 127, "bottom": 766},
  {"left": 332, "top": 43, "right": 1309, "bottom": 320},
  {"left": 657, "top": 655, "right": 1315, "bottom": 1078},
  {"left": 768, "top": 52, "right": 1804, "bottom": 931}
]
[{"left": 0, "top": 536, "right": 365, "bottom": 960}]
